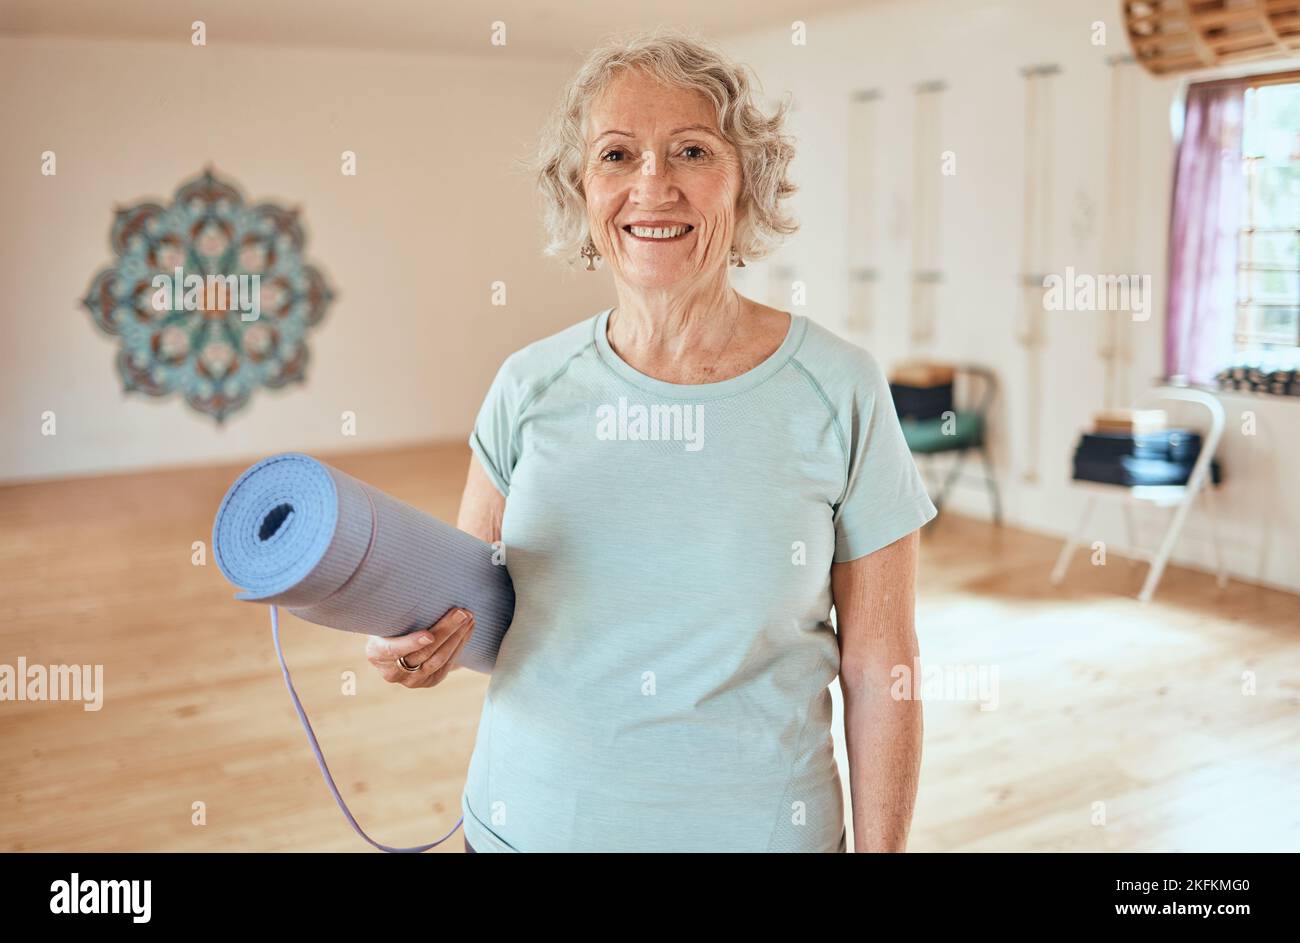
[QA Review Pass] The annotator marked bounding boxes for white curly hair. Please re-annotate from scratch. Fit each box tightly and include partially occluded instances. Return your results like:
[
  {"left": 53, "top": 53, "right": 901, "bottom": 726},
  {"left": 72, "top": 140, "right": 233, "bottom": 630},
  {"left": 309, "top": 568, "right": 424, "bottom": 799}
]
[{"left": 532, "top": 27, "right": 798, "bottom": 267}]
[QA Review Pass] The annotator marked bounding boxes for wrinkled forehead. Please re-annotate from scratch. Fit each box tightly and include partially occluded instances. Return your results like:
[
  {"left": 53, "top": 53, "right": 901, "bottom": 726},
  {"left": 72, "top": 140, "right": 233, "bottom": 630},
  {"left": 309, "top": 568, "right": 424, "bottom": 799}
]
[{"left": 584, "top": 70, "right": 722, "bottom": 143}]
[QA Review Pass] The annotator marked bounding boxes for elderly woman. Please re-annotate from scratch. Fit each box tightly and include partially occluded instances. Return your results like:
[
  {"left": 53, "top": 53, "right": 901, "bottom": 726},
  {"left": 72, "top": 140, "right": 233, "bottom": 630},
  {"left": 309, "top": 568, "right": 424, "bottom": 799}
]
[{"left": 367, "top": 30, "right": 935, "bottom": 853}]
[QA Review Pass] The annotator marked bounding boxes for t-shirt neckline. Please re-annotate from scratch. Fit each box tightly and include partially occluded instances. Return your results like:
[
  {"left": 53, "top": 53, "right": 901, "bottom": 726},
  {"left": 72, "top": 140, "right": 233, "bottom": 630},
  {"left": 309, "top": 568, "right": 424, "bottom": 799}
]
[{"left": 592, "top": 306, "right": 807, "bottom": 401}]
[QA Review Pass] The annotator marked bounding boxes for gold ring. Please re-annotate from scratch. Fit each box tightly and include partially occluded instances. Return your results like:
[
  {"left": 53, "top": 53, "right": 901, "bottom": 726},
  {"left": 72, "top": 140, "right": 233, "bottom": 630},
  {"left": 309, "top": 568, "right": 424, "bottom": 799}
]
[{"left": 396, "top": 654, "right": 419, "bottom": 673}]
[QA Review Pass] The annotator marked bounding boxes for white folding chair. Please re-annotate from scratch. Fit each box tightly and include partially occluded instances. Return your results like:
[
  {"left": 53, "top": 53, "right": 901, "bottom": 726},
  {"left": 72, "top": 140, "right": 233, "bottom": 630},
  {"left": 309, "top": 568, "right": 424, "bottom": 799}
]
[{"left": 1050, "top": 386, "right": 1227, "bottom": 603}]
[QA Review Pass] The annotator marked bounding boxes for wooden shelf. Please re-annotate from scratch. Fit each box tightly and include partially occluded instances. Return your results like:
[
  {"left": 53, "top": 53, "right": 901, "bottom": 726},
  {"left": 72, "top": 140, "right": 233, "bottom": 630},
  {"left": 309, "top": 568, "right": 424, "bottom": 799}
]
[{"left": 1125, "top": 0, "right": 1300, "bottom": 75}]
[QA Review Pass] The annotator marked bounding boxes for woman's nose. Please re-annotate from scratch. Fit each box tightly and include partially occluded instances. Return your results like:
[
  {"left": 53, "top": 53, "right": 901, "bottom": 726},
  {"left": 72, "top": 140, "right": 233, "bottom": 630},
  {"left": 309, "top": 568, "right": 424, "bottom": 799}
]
[{"left": 629, "top": 153, "right": 680, "bottom": 205}]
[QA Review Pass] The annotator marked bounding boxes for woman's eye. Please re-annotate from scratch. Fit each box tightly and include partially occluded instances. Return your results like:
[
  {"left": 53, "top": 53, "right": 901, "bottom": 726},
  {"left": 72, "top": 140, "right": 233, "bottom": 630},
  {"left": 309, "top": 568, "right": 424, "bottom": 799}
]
[
  {"left": 681, "top": 145, "right": 708, "bottom": 160},
  {"left": 600, "top": 149, "right": 626, "bottom": 162}
]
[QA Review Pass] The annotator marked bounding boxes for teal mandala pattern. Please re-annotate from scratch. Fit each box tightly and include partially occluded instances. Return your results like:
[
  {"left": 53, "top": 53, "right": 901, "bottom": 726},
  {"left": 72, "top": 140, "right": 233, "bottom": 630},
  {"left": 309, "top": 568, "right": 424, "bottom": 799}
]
[{"left": 81, "top": 168, "right": 334, "bottom": 423}]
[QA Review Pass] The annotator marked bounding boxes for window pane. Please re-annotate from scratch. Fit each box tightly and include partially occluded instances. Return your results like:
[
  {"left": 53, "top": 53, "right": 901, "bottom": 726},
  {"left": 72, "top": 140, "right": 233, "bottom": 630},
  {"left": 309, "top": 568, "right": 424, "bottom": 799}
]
[
  {"left": 1249, "top": 165, "right": 1300, "bottom": 228},
  {"left": 1236, "top": 304, "right": 1299, "bottom": 345},
  {"left": 1239, "top": 268, "right": 1299, "bottom": 303},
  {"left": 1238, "top": 229, "right": 1299, "bottom": 259},
  {"left": 1242, "top": 84, "right": 1300, "bottom": 163},
  {"left": 1235, "top": 80, "right": 1300, "bottom": 370}
]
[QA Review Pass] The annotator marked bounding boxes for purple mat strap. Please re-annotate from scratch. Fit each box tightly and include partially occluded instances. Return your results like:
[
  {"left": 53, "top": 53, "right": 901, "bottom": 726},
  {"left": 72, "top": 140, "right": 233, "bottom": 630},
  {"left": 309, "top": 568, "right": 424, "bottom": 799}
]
[{"left": 271, "top": 604, "right": 463, "bottom": 853}]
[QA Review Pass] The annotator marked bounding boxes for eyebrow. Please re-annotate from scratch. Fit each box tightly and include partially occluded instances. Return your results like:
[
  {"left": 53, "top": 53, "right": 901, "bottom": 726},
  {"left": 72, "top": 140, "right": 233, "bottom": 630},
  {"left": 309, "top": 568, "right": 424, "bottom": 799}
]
[
  {"left": 669, "top": 124, "right": 723, "bottom": 138},
  {"left": 591, "top": 124, "right": 724, "bottom": 143}
]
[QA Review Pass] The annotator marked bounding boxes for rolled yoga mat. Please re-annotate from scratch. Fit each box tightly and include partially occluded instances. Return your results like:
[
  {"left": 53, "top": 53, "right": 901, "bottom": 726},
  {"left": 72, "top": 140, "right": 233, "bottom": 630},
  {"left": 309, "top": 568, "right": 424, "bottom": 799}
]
[
  {"left": 212, "top": 451, "right": 514, "bottom": 673},
  {"left": 212, "top": 451, "right": 515, "bottom": 852}
]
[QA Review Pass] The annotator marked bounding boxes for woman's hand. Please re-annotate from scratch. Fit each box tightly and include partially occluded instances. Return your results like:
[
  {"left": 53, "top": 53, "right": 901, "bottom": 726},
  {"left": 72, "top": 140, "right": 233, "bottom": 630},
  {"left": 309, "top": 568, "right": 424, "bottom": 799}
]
[{"left": 365, "top": 608, "right": 476, "bottom": 689}]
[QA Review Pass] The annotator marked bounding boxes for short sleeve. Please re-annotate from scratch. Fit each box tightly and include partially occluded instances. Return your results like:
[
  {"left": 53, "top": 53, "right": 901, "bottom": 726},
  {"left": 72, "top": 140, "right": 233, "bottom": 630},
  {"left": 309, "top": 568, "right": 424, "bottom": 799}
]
[
  {"left": 468, "top": 354, "right": 523, "bottom": 497},
  {"left": 832, "top": 351, "right": 937, "bottom": 563}
]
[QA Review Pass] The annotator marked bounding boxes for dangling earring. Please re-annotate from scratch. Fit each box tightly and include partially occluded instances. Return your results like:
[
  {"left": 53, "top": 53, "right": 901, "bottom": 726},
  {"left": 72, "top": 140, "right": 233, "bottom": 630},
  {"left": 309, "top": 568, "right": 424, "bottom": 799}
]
[
  {"left": 729, "top": 246, "right": 745, "bottom": 268},
  {"left": 580, "top": 239, "right": 601, "bottom": 271}
]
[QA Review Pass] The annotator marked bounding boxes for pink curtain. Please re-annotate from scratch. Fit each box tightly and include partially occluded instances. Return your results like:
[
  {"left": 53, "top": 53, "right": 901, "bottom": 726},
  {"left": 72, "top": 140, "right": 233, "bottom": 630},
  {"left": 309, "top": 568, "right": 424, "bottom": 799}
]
[{"left": 1165, "top": 81, "right": 1246, "bottom": 386}]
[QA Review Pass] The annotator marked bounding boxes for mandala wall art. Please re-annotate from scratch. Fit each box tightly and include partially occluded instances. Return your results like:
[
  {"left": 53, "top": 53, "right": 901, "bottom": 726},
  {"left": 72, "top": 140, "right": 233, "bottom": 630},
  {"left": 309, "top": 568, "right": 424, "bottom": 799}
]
[{"left": 81, "top": 168, "right": 335, "bottom": 423}]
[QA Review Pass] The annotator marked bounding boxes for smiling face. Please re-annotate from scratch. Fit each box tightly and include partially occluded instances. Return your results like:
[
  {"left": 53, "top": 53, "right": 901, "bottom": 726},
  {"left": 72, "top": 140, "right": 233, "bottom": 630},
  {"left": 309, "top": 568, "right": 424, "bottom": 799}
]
[{"left": 582, "top": 70, "right": 743, "bottom": 291}]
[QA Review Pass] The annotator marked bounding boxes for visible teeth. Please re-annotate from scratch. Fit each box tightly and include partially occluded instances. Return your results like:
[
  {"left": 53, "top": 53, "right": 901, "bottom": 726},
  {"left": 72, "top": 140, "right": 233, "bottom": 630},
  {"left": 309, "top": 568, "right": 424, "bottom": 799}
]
[{"left": 627, "top": 225, "right": 690, "bottom": 239}]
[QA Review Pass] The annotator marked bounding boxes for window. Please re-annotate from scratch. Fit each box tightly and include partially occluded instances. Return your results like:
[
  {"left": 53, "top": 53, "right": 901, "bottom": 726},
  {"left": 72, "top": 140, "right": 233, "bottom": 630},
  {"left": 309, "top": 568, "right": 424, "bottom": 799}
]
[
  {"left": 1237, "top": 81, "right": 1300, "bottom": 370},
  {"left": 1166, "top": 70, "right": 1300, "bottom": 392}
]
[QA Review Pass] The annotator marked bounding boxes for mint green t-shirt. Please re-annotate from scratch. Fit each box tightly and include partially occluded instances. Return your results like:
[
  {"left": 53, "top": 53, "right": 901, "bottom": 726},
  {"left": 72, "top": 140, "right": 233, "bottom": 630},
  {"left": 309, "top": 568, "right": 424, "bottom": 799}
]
[{"left": 461, "top": 306, "right": 936, "bottom": 852}]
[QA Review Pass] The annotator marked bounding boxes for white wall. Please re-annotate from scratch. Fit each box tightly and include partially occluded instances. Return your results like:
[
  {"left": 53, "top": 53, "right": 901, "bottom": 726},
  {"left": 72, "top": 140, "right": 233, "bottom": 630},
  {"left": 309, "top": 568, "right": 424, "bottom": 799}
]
[
  {"left": 0, "top": 35, "right": 610, "bottom": 482},
  {"left": 723, "top": 0, "right": 1300, "bottom": 593},
  {"left": 4, "top": 10, "right": 1298, "bottom": 595}
]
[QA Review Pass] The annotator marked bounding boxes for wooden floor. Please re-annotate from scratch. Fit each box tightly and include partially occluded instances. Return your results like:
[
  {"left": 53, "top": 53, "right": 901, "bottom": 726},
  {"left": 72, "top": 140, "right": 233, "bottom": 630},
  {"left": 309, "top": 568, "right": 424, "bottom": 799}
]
[{"left": 1, "top": 443, "right": 1297, "bottom": 852}]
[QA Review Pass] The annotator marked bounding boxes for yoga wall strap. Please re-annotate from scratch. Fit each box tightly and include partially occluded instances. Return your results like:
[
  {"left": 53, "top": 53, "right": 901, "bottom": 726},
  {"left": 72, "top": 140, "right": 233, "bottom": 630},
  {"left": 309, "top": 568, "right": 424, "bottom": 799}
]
[
  {"left": 909, "top": 78, "right": 946, "bottom": 349},
  {"left": 1015, "top": 63, "right": 1061, "bottom": 485}
]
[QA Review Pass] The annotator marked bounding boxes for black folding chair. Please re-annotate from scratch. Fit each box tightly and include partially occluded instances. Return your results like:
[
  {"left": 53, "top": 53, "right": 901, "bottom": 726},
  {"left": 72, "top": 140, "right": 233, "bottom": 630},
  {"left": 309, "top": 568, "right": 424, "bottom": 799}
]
[{"left": 899, "top": 365, "right": 1002, "bottom": 524}]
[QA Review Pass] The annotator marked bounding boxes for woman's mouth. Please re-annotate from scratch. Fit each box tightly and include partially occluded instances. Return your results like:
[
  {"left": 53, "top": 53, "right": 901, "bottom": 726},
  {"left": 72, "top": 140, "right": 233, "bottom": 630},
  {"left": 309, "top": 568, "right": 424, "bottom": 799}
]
[{"left": 622, "top": 224, "right": 694, "bottom": 241}]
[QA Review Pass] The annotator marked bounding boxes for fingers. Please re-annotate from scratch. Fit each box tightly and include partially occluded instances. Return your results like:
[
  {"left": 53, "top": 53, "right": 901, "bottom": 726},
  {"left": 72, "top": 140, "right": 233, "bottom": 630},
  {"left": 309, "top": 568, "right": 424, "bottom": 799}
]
[
  {"left": 401, "top": 610, "right": 475, "bottom": 688},
  {"left": 367, "top": 608, "right": 475, "bottom": 687},
  {"left": 366, "top": 626, "right": 438, "bottom": 662},
  {"left": 427, "top": 617, "right": 476, "bottom": 685},
  {"left": 366, "top": 631, "right": 432, "bottom": 682}
]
